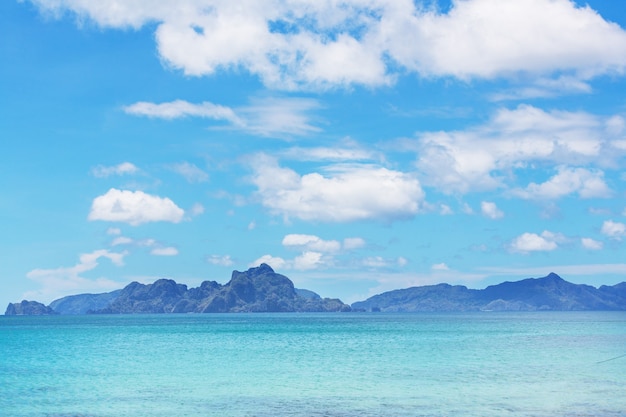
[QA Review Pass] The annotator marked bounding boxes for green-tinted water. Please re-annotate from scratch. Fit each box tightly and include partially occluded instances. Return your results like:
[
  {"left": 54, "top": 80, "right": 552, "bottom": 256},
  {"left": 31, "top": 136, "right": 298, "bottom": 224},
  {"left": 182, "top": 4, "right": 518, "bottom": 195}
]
[{"left": 1, "top": 312, "right": 625, "bottom": 416}]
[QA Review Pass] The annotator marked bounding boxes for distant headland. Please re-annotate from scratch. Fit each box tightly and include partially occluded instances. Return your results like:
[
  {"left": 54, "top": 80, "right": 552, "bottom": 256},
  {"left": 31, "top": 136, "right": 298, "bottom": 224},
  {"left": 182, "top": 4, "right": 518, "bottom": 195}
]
[
  {"left": 5, "top": 264, "right": 349, "bottom": 315},
  {"left": 5, "top": 266, "right": 626, "bottom": 315}
]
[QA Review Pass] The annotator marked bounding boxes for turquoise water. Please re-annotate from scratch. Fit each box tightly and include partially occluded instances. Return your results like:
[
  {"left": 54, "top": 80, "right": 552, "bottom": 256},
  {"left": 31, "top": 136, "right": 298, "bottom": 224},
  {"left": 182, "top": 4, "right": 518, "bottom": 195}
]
[{"left": 1, "top": 312, "right": 625, "bottom": 417}]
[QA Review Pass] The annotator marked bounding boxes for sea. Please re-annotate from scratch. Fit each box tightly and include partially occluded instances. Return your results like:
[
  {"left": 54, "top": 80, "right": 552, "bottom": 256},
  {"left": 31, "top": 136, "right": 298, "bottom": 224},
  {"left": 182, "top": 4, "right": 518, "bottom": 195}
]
[{"left": 1, "top": 312, "right": 625, "bottom": 417}]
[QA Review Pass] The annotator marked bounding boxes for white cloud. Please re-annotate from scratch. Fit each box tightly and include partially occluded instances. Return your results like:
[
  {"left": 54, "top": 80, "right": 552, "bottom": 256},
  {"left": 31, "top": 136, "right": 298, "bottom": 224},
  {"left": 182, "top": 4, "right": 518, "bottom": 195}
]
[
  {"left": 361, "top": 256, "right": 389, "bottom": 268},
  {"left": 250, "top": 251, "right": 332, "bottom": 272},
  {"left": 111, "top": 236, "right": 133, "bottom": 246},
  {"left": 207, "top": 255, "right": 234, "bottom": 266},
  {"left": 91, "top": 162, "right": 139, "bottom": 178},
  {"left": 169, "top": 162, "right": 209, "bottom": 183},
  {"left": 277, "top": 234, "right": 366, "bottom": 270},
  {"left": 281, "top": 145, "right": 377, "bottom": 162},
  {"left": 249, "top": 255, "right": 287, "bottom": 271},
  {"left": 108, "top": 234, "right": 178, "bottom": 256},
  {"left": 601, "top": 220, "right": 626, "bottom": 240},
  {"left": 31, "top": 0, "right": 626, "bottom": 90},
  {"left": 250, "top": 155, "right": 424, "bottom": 223},
  {"left": 251, "top": 232, "right": 368, "bottom": 272},
  {"left": 581, "top": 237, "right": 603, "bottom": 250},
  {"left": 380, "top": 0, "right": 626, "bottom": 81},
  {"left": 293, "top": 251, "right": 325, "bottom": 270},
  {"left": 88, "top": 188, "right": 185, "bottom": 226},
  {"left": 124, "top": 100, "right": 242, "bottom": 124},
  {"left": 512, "top": 166, "right": 612, "bottom": 199},
  {"left": 25, "top": 249, "right": 127, "bottom": 303},
  {"left": 106, "top": 227, "right": 122, "bottom": 235},
  {"left": 415, "top": 105, "right": 626, "bottom": 194},
  {"left": 606, "top": 115, "right": 626, "bottom": 136},
  {"left": 189, "top": 203, "right": 205, "bottom": 216},
  {"left": 481, "top": 201, "right": 503, "bottom": 219},
  {"left": 509, "top": 231, "right": 562, "bottom": 253},
  {"left": 282, "top": 234, "right": 341, "bottom": 253},
  {"left": 431, "top": 263, "right": 449, "bottom": 271},
  {"left": 360, "top": 256, "right": 409, "bottom": 270},
  {"left": 343, "top": 237, "right": 366, "bottom": 250},
  {"left": 150, "top": 246, "right": 179, "bottom": 256},
  {"left": 136, "top": 238, "right": 156, "bottom": 247},
  {"left": 491, "top": 76, "right": 593, "bottom": 101},
  {"left": 438, "top": 204, "right": 453, "bottom": 215},
  {"left": 126, "top": 97, "right": 321, "bottom": 138},
  {"left": 236, "top": 97, "right": 322, "bottom": 137}
]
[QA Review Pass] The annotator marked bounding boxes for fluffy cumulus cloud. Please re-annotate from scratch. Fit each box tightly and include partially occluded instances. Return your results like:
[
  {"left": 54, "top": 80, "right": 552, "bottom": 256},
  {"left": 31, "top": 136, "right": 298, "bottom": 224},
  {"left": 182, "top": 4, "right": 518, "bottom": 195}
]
[
  {"left": 26, "top": 0, "right": 626, "bottom": 90},
  {"left": 250, "top": 254, "right": 288, "bottom": 270},
  {"left": 415, "top": 105, "right": 626, "bottom": 194},
  {"left": 293, "top": 251, "right": 325, "bottom": 270},
  {"left": 509, "top": 230, "right": 566, "bottom": 253},
  {"left": 431, "top": 263, "right": 449, "bottom": 271},
  {"left": 25, "top": 249, "right": 126, "bottom": 302},
  {"left": 250, "top": 155, "right": 424, "bottom": 222},
  {"left": 481, "top": 201, "right": 503, "bottom": 219},
  {"left": 207, "top": 255, "right": 235, "bottom": 266},
  {"left": 601, "top": 220, "right": 626, "bottom": 240},
  {"left": 282, "top": 234, "right": 341, "bottom": 253},
  {"left": 88, "top": 188, "right": 185, "bottom": 226},
  {"left": 581, "top": 237, "right": 603, "bottom": 250},
  {"left": 512, "top": 166, "right": 612, "bottom": 199},
  {"left": 252, "top": 233, "right": 367, "bottom": 271},
  {"left": 150, "top": 246, "right": 179, "bottom": 256},
  {"left": 91, "top": 162, "right": 139, "bottom": 178}
]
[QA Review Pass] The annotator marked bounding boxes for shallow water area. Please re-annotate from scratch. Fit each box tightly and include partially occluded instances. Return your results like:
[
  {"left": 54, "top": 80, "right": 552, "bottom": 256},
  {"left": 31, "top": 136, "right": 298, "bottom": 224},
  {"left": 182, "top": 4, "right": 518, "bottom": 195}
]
[{"left": 1, "top": 312, "right": 625, "bottom": 417}]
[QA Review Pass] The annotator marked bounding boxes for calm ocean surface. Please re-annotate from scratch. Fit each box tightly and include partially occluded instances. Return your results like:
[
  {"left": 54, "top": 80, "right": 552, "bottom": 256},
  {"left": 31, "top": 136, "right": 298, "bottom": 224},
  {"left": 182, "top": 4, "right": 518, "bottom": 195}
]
[{"left": 1, "top": 312, "right": 625, "bottom": 417}]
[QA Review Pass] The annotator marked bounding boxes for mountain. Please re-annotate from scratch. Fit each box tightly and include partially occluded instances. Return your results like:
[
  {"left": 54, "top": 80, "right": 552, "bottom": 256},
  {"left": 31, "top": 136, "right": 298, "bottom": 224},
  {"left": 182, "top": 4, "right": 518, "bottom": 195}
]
[
  {"left": 5, "top": 300, "right": 57, "bottom": 315},
  {"left": 5, "top": 264, "right": 349, "bottom": 315},
  {"left": 49, "top": 290, "right": 122, "bottom": 315},
  {"left": 93, "top": 264, "right": 349, "bottom": 313},
  {"left": 7, "top": 270, "right": 626, "bottom": 315},
  {"left": 351, "top": 273, "right": 626, "bottom": 312}
]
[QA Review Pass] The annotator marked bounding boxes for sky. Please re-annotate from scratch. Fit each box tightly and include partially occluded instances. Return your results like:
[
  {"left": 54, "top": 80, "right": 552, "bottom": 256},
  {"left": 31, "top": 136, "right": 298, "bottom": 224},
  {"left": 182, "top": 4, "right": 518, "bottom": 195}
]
[{"left": 2, "top": 0, "right": 626, "bottom": 309}]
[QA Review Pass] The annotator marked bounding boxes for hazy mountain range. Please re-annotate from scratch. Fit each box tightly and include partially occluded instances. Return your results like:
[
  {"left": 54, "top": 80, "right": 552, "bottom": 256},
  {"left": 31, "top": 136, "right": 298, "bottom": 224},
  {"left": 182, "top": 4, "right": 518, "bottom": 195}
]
[
  {"left": 352, "top": 272, "right": 626, "bottom": 312},
  {"left": 5, "top": 266, "right": 626, "bottom": 315}
]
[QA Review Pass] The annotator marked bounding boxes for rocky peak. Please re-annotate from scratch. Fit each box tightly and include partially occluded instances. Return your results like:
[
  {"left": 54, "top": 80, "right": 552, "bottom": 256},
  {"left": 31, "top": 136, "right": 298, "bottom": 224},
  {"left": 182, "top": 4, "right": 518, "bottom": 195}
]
[{"left": 5, "top": 300, "right": 58, "bottom": 315}]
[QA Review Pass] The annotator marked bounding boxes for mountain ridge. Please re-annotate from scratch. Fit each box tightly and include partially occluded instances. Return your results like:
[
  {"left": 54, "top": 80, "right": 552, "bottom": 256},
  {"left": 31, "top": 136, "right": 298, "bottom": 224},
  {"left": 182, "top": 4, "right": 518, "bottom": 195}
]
[
  {"left": 5, "top": 269, "right": 626, "bottom": 315},
  {"left": 351, "top": 272, "right": 626, "bottom": 312},
  {"left": 5, "top": 264, "right": 350, "bottom": 315}
]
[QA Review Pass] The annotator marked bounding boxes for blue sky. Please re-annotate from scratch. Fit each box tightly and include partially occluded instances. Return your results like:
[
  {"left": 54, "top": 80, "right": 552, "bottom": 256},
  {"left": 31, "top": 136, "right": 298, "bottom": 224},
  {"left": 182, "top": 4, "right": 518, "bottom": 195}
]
[{"left": 2, "top": 0, "right": 626, "bottom": 308}]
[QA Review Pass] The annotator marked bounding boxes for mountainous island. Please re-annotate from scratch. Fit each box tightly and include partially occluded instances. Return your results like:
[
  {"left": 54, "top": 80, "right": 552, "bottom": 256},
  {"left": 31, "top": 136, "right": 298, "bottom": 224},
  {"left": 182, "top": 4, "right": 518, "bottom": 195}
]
[
  {"left": 5, "top": 267, "right": 626, "bottom": 315},
  {"left": 5, "top": 264, "right": 350, "bottom": 315},
  {"left": 352, "top": 272, "right": 626, "bottom": 312}
]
